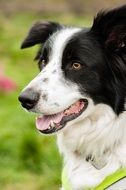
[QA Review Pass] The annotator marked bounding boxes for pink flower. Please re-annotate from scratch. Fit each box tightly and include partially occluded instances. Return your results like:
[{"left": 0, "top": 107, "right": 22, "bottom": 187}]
[{"left": 0, "top": 76, "right": 17, "bottom": 93}]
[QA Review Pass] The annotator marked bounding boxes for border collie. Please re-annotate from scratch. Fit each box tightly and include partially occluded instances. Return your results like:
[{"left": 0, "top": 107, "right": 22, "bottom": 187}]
[{"left": 19, "top": 5, "right": 126, "bottom": 190}]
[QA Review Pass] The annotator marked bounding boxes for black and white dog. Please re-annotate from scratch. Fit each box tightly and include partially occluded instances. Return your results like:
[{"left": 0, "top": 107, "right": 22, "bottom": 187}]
[{"left": 19, "top": 5, "right": 126, "bottom": 190}]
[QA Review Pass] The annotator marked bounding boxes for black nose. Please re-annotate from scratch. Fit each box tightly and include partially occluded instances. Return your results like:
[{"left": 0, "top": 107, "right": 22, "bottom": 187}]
[{"left": 18, "top": 88, "right": 39, "bottom": 110}]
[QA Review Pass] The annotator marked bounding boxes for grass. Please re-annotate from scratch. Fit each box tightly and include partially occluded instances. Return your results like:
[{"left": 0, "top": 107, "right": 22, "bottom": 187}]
[{"left": 0, "top": 13, "right": 91, "bottom": 189}]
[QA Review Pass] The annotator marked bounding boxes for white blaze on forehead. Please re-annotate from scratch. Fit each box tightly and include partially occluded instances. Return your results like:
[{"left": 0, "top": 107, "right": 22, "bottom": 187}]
[{"left": 49, "top": 27, "right": 81, "bottom": 65}]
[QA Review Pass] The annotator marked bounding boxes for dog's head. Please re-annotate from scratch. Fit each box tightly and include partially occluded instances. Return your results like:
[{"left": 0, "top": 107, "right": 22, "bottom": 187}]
[{"left": 19, "top": 6, "right": 126, "bottom": 134}]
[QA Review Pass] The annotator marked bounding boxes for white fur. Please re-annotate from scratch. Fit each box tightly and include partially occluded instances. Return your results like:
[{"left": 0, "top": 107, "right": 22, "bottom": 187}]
[
  {"left": 58, "top": 106, "right": 126, "bottom": 189},
  {"left": 22, "top": 28, "right": 126, "bottom": 189}
]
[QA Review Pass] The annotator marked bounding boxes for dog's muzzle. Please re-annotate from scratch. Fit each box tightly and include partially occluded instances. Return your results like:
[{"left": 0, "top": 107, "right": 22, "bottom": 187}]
[{"left": 18, "top": 88, "right": 40, "bottom": 110}]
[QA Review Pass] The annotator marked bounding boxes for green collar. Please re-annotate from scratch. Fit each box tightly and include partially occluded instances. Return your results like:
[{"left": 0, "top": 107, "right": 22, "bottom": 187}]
[{"left": 62, "top": 167, "right": 126, "bottom": 190}]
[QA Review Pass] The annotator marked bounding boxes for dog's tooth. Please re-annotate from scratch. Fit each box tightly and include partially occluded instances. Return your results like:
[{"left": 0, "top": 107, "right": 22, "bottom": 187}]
[
  {"left": 37, "top": 115, "right": 42, "bottom": 119},
  {"left": 48, "top": 126, "right": 51, "bottom": 129},
  {"left": 50, "top": 120, "right": 55, "bottom": 128}
]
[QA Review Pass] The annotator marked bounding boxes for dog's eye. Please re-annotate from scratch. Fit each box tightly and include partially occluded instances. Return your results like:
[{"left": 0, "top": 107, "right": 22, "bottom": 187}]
[{"left": 72, "top": 63, "right": 82, "bottom": 70}]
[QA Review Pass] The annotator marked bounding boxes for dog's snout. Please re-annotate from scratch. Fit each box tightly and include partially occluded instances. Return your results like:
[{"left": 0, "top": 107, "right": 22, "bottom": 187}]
[{"left": 18, "top": 89, "right": 39, "bottom": 110}]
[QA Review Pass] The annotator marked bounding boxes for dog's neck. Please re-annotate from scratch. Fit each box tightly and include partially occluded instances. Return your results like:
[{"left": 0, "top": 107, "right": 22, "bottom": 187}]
[{"left": 57, "top": 104, "right": 126, "bottom": 189}]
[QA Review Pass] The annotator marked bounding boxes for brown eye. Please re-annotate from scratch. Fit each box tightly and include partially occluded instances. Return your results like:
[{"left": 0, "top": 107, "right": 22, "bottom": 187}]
[{"left": 72, "top": 63, "right": 81, "bottom": 70}]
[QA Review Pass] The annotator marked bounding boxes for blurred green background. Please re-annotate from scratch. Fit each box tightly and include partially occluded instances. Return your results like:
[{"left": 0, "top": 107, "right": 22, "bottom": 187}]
[{"left": 0, "top": 0, "right": 125, "bottom": 189}]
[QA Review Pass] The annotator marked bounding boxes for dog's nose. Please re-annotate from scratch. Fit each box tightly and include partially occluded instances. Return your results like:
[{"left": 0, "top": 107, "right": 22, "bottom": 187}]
[{"left": 18, "top": 89, "right": 39, "bottom": 110}]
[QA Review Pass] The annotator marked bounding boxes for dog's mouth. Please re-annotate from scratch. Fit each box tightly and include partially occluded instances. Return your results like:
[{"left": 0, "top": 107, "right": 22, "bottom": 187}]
[{"left": 36, "top": 99, "right": 88, "bottom": 134}]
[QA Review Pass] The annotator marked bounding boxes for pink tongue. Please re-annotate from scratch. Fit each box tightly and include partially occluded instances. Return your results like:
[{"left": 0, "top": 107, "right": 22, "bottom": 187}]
[{"left": 36, "top": 112, "right": 64, "bottom": 131}]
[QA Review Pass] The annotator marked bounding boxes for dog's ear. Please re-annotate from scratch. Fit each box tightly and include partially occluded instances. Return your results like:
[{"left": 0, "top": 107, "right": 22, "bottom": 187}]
[
  {"left": 21, "top": 21, "right": 62, "bottom": 49},
  {"left": 91, "top": 6, "right": 126, "bottom": 53}
]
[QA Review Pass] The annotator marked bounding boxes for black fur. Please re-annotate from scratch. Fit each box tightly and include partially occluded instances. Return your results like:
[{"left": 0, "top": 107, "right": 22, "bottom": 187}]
[
  {"left": 21, "top": 21, "right": 62, "bottom": 49},
  {"left": 62, "top": 6, "right": 126, "bottom": 114}
]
